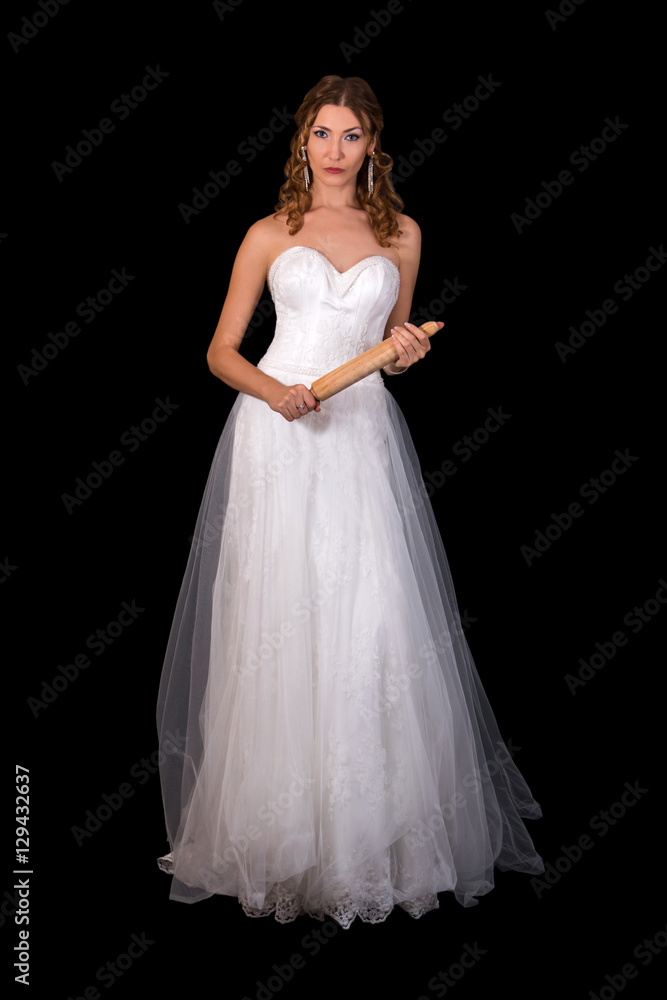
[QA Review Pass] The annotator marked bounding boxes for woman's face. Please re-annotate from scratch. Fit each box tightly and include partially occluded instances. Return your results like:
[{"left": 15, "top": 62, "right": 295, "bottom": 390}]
[{"left": 305, "top": 104, "right": 373, "bottom": 188}]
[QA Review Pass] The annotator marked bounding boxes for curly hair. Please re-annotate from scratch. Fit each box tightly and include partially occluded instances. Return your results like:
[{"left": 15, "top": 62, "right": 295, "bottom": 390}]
[{"left": 273, "top": 76, "right": 404, "bottom": 248}]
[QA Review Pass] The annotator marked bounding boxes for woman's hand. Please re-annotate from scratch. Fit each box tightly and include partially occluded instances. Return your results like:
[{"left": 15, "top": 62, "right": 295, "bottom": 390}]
[
  {"left": 266, "top": 383, "right": 321, "bottom": 422},
  {"left": 389, "top": 320, "right": 443, "bottom": 371}
]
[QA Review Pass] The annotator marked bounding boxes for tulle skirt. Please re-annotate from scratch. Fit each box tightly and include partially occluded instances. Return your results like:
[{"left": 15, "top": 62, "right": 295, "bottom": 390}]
[{"left": 156, "top": 362, "right": 544, "bottom": 927}]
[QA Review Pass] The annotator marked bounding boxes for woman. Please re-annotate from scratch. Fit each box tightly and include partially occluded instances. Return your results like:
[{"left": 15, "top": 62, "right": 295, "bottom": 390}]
[{"left": 156, "top": 75, "right": 544, "bottom": 927}]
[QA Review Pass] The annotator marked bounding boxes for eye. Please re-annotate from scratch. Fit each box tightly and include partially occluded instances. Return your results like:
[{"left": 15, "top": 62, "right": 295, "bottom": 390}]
[
  {"left": 344, "top": 134, "right": 361, "bottom": 141},
  {"left": 312, "top": 130, "right": 328, "bottom": 138}
]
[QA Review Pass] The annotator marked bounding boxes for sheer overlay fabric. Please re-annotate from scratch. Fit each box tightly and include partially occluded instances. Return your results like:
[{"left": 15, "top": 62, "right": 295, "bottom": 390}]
[{"left": 156, "top": 246, "right": 544, "bottom": 927}]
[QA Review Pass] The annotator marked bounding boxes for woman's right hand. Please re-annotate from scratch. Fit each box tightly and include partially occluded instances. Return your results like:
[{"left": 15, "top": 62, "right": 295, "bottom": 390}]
[{"left": 267, "top": 383, "right": 321, "bottom": 422}]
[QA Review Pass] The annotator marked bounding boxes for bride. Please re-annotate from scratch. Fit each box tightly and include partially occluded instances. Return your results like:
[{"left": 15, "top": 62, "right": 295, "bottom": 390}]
[{"left": 156, "top": 74, "right": 544, "bottom": 927}]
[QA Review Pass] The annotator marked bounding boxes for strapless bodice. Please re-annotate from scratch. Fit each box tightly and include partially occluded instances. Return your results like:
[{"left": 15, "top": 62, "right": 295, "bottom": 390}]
[{"left": 258, "top": 245, "right": 401, "bottom": 381}]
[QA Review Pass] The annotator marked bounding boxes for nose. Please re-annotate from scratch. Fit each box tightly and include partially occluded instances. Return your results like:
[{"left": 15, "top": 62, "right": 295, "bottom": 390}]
[{"left": 329, "top": 135, "right": 350, "bottom": 161}]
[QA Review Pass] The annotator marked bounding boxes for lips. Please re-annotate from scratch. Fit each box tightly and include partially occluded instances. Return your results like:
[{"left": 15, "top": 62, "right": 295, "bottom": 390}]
[{"left": 325, "top": 168, "right": 343, "bottom": 173}]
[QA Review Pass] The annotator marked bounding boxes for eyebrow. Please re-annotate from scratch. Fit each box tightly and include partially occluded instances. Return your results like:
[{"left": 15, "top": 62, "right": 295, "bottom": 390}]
[{"left": 312, "top": 124, "right": 363, "bottom": 132}]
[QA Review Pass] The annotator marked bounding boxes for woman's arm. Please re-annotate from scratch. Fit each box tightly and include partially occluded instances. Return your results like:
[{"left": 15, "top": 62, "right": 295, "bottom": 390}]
[
  {"left": 207, "top": 219, "right": 322, "bottom": 423},
  {"left": 206, "top": 220, "right": 287, "bottom": 403},
  {"left": 207, "top": 222, "right": 321, "bottom": 419},
  {"left": 382, "top": 215, "right": 436, "bottom": 373}
]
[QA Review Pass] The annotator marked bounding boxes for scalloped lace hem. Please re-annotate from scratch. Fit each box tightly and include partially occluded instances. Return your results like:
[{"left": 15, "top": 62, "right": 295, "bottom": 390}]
[
  {"left": 157, "top": 854, "right": 438, "bottom": 927},
  {"left": 238, "top": 887, "right": 439, "bottom": 928}
]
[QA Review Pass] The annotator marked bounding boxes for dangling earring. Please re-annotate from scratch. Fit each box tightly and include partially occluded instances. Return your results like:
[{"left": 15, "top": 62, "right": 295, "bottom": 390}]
[
  {"left": 300, "top": 145, "right": 310, "bottom": 192},
  {"left": 368, "top": 150, "right": 375, "bottom": 196}
]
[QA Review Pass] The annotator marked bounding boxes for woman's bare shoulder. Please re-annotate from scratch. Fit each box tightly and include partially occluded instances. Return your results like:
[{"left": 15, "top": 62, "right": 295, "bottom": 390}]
[
  {"left": 394, "top": 214, "right": 421, "bottom": 269},
  {"left": 231, "top": 214, "right": 293, "bottom": 284},
  {"left": 238, "top": 213, "right": 289, "bottom": 259},
  {"left": 246, "top": 212, "right": 289, "bottom": 240},
  {"left": 396, "top": 213, "right": 421, "bottom": 245}
]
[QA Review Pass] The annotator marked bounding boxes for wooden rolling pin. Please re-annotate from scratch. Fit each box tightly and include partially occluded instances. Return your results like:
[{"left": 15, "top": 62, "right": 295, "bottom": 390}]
[{"left": 310, "top": 321, "right": 441, "bottom": 402}]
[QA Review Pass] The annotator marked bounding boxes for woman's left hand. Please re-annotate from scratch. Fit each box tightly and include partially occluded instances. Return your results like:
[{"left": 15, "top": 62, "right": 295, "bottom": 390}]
[{"left": 390, "top": 321, "right": 443, "bottom": 370}]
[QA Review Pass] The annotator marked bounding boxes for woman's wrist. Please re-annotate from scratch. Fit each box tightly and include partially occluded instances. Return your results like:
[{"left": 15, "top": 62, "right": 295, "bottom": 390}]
[{"left": 383, "top": 362, "right": 407, "bottom": 375}]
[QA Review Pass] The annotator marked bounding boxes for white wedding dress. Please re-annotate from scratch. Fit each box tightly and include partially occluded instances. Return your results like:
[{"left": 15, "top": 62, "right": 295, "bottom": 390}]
[{"left": 156, "top": 245, "right": 544, "bottom": 927}]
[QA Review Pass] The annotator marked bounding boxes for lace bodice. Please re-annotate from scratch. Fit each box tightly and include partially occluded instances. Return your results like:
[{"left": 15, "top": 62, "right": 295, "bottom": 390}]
[{"left": 259, "top": 246, "right": 400, "bottom": 378}]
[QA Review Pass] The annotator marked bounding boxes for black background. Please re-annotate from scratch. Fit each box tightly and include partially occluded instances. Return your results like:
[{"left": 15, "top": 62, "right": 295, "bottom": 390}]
[{"left": 4, "top": 1, "right": 665, "bottom": 997}]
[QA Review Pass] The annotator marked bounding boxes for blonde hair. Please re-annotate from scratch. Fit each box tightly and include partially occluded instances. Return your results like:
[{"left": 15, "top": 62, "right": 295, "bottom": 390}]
[{"left": 273, "top": 75, "right": 404, "bottom": 248}]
